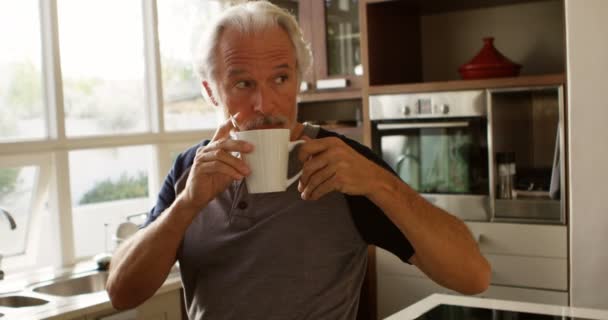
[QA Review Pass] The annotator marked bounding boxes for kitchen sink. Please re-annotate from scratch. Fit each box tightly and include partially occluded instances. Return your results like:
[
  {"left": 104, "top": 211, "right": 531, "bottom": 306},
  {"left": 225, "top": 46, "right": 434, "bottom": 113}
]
[
  {"left": 33, "top": 271, "right": 108, "bottom": 297},
  {"left": 0, "top": 295, "right": 49, "bottom": 308}
]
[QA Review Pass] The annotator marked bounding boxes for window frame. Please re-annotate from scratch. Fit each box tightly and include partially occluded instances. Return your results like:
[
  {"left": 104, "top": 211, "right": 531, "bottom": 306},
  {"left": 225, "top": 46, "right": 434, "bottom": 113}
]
[
  {"left": 0, "top": 153, "right": 52, "bottom": 269},
  {"left": 0, "top": 0, "right": 215, "bottom": 270}
]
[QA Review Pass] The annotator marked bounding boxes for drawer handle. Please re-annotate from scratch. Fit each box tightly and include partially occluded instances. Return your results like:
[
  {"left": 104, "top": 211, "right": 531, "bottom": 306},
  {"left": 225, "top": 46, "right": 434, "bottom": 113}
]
[{"left": 473, "top": 231, "right": 484, "bottom": 243}]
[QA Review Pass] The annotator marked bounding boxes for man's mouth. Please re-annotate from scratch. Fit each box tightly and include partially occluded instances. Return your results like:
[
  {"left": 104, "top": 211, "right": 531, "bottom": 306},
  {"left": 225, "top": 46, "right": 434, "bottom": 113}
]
[{"left": 239, "top": 115, "right": 288, "bottom": 131}]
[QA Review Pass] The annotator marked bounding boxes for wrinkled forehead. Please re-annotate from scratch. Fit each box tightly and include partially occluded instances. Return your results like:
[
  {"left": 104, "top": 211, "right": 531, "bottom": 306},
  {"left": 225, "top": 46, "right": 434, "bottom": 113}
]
[{"left": 216, "top": 26, "right": 296, "bottom": 72}]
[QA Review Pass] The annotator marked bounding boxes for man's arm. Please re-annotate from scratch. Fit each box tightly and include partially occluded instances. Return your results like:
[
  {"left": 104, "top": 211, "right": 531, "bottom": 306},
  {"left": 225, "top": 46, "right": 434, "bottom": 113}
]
[
  {"left": 298, "top": 136, "right": 491, "bottom": 294},
  {"left": 367, "top": 168, "right": 490, "bottom": 294},
  {"left": 107, "top": 198, "right": 200, "bottom": 309},
  {"left": 107, "top": 120, "right": 252, "bottom": 309}
]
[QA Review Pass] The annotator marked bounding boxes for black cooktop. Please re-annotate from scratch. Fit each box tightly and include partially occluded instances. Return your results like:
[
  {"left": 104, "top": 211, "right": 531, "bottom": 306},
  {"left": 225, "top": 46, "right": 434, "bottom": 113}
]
[{"left": 414, "top": 304, "right": 594, "bottom": 320}]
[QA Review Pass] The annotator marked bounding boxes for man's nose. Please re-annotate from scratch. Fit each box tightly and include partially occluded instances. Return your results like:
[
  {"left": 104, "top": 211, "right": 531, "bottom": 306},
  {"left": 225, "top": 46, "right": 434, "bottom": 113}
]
[{"left": 252, "top": 86, "right": 274, "bottom": 114}]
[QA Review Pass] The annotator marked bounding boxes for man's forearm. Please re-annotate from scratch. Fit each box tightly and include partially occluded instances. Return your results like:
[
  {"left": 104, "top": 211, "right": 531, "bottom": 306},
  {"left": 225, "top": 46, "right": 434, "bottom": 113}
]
[
  {"left": 107, "top": 196, "right": 201, "bottom": 309},
  {"left": 368, "top": 169, "right": 491, "bottom": 294}
]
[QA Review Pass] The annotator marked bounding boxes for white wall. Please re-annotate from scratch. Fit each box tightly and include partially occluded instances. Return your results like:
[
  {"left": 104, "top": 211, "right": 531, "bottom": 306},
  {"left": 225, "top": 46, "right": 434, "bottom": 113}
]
[{"left": 565, "top": 0, "right": 608, "bottom": 309}]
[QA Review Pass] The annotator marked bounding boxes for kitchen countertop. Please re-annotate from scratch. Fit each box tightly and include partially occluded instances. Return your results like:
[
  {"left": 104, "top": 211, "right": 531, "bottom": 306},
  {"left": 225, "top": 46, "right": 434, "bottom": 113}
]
[
  {"left": 386, "top": 293, "right": 608, "bottom": 320},
  {"left": 0, "top": 262, "right": 182, "bottom": 320}
]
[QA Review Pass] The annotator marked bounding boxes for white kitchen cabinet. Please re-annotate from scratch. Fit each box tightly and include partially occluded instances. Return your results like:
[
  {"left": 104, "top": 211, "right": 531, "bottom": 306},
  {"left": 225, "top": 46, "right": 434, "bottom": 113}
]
[
  {"left": 377, "top": 273, "right": 568, "bottom": 319},
  {"left": 133, "top": 289, "right": 181, "bottom": 320},
  {"left": 376, "top": 222, "right": 569, "bottom": 319},
  {"left": 467, "top": 222, "right": 568, "bottom": 291},
  {"left": 67, "top": 290, "right": 182, "bottom": 320}
]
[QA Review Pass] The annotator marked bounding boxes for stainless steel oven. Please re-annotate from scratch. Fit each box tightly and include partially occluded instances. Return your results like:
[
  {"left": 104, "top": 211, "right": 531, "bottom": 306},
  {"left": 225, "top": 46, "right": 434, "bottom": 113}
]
[{"left": 370, "top": 90, "right": 490, "bottom": 221}]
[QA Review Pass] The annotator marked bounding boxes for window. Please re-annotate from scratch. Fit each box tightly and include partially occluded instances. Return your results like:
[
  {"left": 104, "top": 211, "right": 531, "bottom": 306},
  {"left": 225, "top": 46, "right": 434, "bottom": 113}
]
[
  {"left": 0, "top": 0, "right": 46, "bottom": 142},
  {"left": 70, "top": 145, "right": 153, "bottom": 258},
  {"left": 0, "top": 166, "right": 38, "bottom": 255},
  {"left": 0, "top": 153, "right": 52, "bottom": 271},
  {"left": 157, "top": 0, "right": 225, "bottom": 131},
  {"left": 0, "top": 1, "right": 225, "bottom": 271},
  {"left": 58, "top": 0, "right": 147, "bottom": 137}
]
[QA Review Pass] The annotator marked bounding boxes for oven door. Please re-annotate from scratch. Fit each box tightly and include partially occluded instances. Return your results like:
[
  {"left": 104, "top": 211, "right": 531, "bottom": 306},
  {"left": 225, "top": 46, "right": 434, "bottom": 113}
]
[{"left": 372, "top": 117, "right": 490, "bottom": 221}]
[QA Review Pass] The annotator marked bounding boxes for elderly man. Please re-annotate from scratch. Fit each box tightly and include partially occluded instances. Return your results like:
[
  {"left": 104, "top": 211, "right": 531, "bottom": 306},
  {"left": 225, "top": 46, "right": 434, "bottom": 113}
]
[{"left": 107, "top": 1, "right": 490, "bottom": 319}]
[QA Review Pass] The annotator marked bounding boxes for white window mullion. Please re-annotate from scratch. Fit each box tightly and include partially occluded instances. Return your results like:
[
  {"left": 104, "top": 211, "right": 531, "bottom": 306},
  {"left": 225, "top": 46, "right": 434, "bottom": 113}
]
[
  {"left": 40, "top": 0, "right": 75, "bottom": 266},
  {"left": 40, "top": 0, "right": 66, "bottom": 142},
  {"left": 142, "top": 0, "right": 165, "bottom": 134},
  {"left": 48, "top": 150, "right": 76, "bottom": 266}
]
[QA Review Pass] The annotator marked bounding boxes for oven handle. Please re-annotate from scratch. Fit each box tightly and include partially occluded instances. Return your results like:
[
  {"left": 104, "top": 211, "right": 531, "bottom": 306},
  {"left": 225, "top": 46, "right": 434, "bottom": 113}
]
[{"left": 376, "top": 121, "right": 470, "bottom": 130}]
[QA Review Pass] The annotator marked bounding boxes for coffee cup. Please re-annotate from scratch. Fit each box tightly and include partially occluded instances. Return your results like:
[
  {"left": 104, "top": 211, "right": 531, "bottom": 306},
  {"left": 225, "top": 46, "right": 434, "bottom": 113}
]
[{"left": 235, "top": 128, "right": 305, "bottom": 194}]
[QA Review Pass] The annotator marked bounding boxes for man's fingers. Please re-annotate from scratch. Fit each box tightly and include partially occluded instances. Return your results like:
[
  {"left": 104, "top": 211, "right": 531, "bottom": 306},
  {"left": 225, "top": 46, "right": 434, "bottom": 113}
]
[
  {"left": 211, "top": 118, "right": 235, "bottom": 142},
  {"left": 301, "top": 164, "right": 336, "bottom": 199},
  {"left": 303, "top": 171, "right": 337, "bottom": 201},
  {"left": 199, "top": 161, "right": 244, "bottom": 181},
  {"left": 205, "top": 138, "right": 253, "bottom": 154},
  {"left": 299, "top": 153, "right": 331, "bottom": 189},
  {"left": 298, "top": 138, "right": 332, "bottom": 163},
  {"left": 196, "top": 149, "right": 250, "bottom": 176}
]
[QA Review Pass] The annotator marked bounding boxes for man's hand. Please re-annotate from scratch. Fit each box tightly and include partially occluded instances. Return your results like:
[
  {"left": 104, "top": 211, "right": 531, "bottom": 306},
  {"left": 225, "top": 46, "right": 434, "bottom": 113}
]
[
  {"left": 297, "top": 137, "right": 386, "bottom": 200},
  {"left": 179, "top": 119, "right": 253, "bottom": 210}
]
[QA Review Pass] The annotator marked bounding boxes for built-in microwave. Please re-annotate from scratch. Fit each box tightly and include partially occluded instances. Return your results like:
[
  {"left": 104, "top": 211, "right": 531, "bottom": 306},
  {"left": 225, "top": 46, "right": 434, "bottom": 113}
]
[{"left": 370, "top": 90, "right": 490, "bottom": 221}]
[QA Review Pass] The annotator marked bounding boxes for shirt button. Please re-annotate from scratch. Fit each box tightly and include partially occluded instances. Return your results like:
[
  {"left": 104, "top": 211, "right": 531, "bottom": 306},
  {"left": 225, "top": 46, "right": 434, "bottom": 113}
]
[{"left": 237, "top": 201, "right": 248, "bottom": 210}]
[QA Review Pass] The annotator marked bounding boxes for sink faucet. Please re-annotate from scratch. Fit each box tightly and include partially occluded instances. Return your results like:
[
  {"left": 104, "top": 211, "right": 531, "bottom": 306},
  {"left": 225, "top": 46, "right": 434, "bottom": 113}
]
[
  {"left": 0, "top": 207, "right": 17, "bottom": 280},
  {"left": 0, "top": 207, "right": 17, "bottom": 230}
]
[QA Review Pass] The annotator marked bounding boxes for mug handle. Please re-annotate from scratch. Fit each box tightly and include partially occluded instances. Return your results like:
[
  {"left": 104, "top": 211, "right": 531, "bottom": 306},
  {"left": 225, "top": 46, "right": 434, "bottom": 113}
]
[{"left": 286, "top": 140, "right": 305, "bottom": 187}]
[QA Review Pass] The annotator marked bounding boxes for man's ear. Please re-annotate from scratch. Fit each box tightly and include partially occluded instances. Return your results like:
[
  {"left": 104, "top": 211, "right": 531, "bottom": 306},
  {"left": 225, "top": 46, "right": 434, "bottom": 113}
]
[{"left": 202, "top": 81, "right": 219, "bottom": 106}]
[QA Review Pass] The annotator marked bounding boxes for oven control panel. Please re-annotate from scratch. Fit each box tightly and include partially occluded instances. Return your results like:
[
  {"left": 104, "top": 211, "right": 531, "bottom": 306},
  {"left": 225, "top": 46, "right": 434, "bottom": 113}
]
[{"left": 369, "top": 90, "right": 486, "bottom": 120}]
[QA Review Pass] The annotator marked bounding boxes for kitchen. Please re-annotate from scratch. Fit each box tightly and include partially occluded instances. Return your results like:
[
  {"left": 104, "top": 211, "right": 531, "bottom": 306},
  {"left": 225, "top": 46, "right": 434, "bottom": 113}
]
[{"left": 1, "top": 0, "right": 607, "bottom": 319}]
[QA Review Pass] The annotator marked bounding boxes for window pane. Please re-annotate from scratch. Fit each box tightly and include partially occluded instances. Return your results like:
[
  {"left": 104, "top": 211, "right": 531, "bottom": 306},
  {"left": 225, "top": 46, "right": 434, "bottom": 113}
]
[
  {"left": 69, "top": 146, "right": 152, "bottom": 258},
  {"left": 69, "top": 146, "right": 152, "bottom": 206},
  {"left": 158, "top": 0, "right": 224, "bottom": 131},
  {"left": 0, "top": 166, "right": 38, "bottom": 256},
  {"left": 269, "top": 0, "right": 299, "bottom": 19},
  {"left": 0, "top": 1, "right": 46, "bottom": 142},
  {"left": 325, "top": 0, "right": 362, "bottom": 76},
  {"left": 58, "top": 0, "right": 147, "bottom": 137}
]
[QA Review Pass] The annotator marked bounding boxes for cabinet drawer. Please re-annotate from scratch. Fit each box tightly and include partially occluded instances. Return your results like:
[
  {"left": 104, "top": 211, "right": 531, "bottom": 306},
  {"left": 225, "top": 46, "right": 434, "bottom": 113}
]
[
  {"left": 481, "top": 285, "right": 568, "bottom": 305},
  {"left": 377, "top": 274, "right": 568, "bottom": 320},
  {"left": 466, "top": 222, "right": 567, "bottom": 258},
  {"left": 487, "top": 254, "right": 568, "bottom": 290},
  {"left": 377, "top": 237, "right": 568, "bottom": 290}
]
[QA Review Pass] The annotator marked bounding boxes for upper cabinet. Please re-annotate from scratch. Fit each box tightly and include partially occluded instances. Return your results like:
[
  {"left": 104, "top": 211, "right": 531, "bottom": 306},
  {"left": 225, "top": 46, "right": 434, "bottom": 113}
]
[
  {"left": 360, "top": 0, "right": 566, "bottom": 92},
  {"left": 271, "top": 0, "right": 363, "bottom": 99}
]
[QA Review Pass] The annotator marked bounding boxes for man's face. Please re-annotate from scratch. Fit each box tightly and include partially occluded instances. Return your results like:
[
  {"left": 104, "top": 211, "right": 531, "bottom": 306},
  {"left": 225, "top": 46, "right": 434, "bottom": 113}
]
[{"left": 213, "top": 26, "right": 299, "bottom": 133}]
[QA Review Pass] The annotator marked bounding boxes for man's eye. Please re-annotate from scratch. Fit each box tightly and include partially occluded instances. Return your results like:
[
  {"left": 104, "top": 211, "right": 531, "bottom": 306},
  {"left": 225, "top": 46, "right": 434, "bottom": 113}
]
[
  {"left": 274, "top": 75, "right": 288, "bottom": 84},
  {"left": 235, "top": 81, "right": 252, "bottom": 89}
]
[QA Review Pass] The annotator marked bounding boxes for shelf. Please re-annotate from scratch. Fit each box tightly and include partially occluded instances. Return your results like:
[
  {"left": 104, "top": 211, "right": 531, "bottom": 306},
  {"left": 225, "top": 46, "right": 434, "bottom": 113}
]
[
  {"left": 298, "top": 89, "right": 362, "bottom": 103},
  {"left": 363, "top": 0, "right": 550, "bottom": 15},
  {"left": 494, "top": 198, "right": 561, "bottom": 222},
  {"left": 320, "top": 125, "right": 364, "bottom": 143},
  {"left": 322, "top": 125, "right": 363, "bottom": 136},
  {"left": 368, "top": 74, "right": 565, "bottom": 95}
]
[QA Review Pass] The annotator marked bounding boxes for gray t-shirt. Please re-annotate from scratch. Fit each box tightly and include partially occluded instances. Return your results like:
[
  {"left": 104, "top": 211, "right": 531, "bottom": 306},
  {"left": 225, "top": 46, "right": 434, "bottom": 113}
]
[{"left": 143, "top": 125, "right": 414, "bottom": 320}]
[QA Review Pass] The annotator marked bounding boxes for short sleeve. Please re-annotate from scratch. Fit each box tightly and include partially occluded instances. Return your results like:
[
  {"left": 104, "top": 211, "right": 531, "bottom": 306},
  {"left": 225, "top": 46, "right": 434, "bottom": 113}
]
[
  {"left": 139, "top": 140, "right": 209, "bottom": 229},
  {"left": 317, "top": 129, "right": 415, "bottom": 263}
]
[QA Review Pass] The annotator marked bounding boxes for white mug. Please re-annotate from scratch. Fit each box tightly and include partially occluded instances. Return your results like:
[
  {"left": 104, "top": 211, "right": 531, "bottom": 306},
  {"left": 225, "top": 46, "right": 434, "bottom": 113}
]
[{"left": 235, "top": 128, "right": 304, "bottom": 194}]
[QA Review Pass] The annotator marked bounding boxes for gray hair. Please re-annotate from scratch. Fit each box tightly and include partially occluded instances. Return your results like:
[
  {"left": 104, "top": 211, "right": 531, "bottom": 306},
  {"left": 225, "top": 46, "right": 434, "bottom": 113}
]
[{"left": 194, "top": 1, "right": 312, "bottom": 89}]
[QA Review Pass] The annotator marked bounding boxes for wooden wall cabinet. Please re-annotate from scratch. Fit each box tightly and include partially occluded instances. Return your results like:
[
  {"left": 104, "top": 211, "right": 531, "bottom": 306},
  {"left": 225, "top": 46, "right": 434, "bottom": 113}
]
[
  {"left": 358, "top": 1, "right": 569, "bottom": 319},
  {"left": 271, "top": 0, "right": 364, "bottom": 101}
]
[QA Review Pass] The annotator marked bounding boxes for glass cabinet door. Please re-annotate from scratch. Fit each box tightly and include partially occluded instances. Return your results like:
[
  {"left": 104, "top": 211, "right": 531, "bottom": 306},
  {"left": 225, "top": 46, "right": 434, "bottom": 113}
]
[
  {"left": 325, "top": 0, "right": 361, "bottom": 76},
  {"left": 269, "top": 0, "right": 299, "bottom": 20}
]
